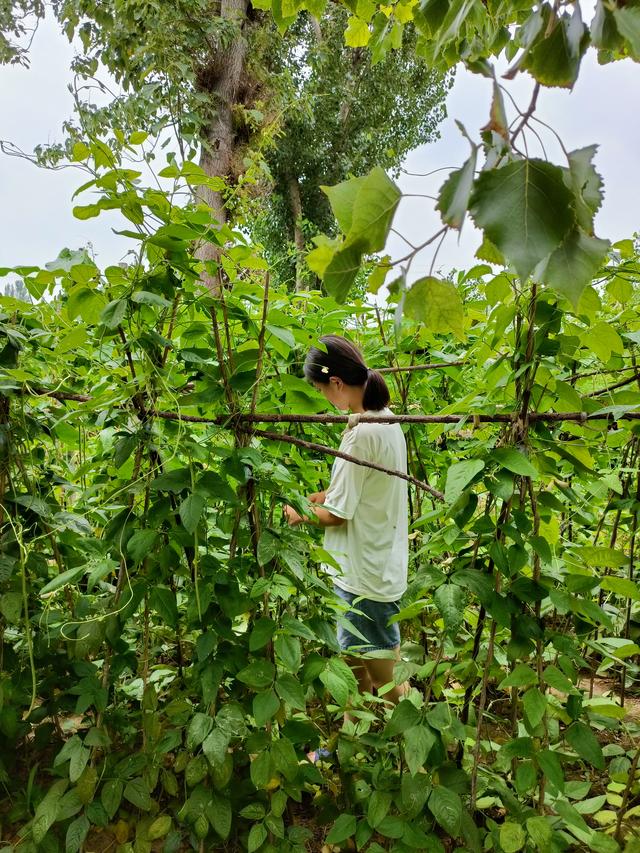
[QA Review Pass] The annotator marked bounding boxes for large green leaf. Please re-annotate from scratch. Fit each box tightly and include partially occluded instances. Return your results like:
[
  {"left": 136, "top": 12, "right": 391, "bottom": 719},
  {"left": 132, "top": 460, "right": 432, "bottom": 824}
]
[
  {"left": 322, "top": 176, "right": 367, "bottom": 234},
  {"left": 323, "top": 240, "right": 366, "bottom": 303},
  {"left": 565, "top": 721, "right": 605, "bottom": 770},
  {"left": 326, "top": 814, "right": 357, "bottom": 845},
  {"left": 469, "top": 158, "right": 575, "bottom": 280},
  {"left": 429, "top": 786, "right": 462, "bottom": 837},
  {"left": 542, "top": 229, "right": 610, "bottom": 308},
  {"left": 434, "top": 584, "right": 465, "bottom": 635},
  {"left": 491, "top": 447, "right": 538, "bottom": 479},
  {"left": 322, "top": 167, "right": 400, "bottom": 254},
  {"left": 404, "top": 724, "right": 436, "bottom": 776},
  {"left": 520, "top": 4, "right": 588, "bottom": 88},
  {"left": 236, "top": 660, "right": 276, "bottom": 691},
  {"left": 613, "top": 6, "right": 640, "bottom": 59},
  {"left": 404, "top": 276, "right": 465, "bottom": 339},
  {"left": 179, "top": 493, "right": 205, "bottom": 534},
  {"left": 444, "top": 459, "right": 485, "bottom": 504}
]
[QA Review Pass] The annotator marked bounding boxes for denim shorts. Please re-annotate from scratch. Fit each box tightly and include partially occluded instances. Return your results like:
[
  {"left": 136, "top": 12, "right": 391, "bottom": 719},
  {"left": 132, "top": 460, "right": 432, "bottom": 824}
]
[{"left": 333, "top": 584, "right": 401, "bottom": 653}]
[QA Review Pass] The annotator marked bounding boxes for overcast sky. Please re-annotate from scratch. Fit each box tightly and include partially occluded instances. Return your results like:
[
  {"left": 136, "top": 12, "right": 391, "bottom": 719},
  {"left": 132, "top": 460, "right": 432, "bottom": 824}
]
[{"left": 1, "top": 11, "right": 639, "bottom": 281}]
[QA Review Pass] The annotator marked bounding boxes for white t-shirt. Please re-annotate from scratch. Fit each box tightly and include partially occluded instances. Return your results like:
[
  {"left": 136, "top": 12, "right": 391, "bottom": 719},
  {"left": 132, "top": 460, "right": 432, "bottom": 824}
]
[{"left": 321, "top": 408, "right": 408, "bottom": 602}]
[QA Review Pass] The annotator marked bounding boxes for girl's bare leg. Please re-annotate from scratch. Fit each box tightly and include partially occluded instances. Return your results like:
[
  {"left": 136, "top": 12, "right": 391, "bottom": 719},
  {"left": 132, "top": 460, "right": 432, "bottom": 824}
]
[{"left": 364, "top": 646, "right": 409, "bottom": 705}]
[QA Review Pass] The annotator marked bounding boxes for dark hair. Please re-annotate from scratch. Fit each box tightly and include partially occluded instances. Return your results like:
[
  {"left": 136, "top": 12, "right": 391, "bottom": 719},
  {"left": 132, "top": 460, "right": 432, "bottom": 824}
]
[{"left": 303, "top": 334, "right": 390, "bottom": 411}]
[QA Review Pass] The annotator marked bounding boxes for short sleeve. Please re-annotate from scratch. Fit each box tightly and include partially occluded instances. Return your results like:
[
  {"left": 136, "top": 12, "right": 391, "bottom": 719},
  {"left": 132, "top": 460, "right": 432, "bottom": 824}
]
[{"left": 322, "top": 428, "right": 369, "bottom": 520}]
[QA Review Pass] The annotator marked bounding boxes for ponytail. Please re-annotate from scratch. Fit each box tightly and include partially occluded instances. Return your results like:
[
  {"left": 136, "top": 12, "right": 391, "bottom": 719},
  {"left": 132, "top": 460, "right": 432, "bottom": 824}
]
[
  {"left": 363, "top": 368, "right": 390, "bottom": 411},
  {"left": 304, "top": 335, "right": 391, "bottom": 411}
]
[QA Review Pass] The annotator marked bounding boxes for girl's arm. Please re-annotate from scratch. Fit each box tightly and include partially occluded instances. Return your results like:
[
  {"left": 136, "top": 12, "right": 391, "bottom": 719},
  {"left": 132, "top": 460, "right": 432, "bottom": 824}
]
[{"left": 284, "top": 502, "right": 344, "bottom": 527}]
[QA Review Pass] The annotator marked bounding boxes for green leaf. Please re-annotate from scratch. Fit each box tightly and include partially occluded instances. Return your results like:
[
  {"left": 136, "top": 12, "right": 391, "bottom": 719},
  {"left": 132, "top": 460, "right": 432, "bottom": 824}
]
[
  {"left": 368, "top": 790, "right": 392, "bottom": 828},
  {"left": 567, "top": 146, "right": 604, "bottom": 226},
  {"left": 151, "top": 468, "right": 191, "bottom": 493},
  {"left": 326, "top": 814, "right": 357, "bottom": 845},
  {"left": 65, "top": 814, "right": 90, "bottom": 853},
  {"left": 523, "top": 687, "right": 547, "bottom": 729},
  {"left": 520, "top": 5, "right": 588, "bottom": 88},
  {"left": 253, "top": 690, "right": 280, "bottom": 726},
  {"left": 32, "top": 780, "right": 67, "bottom": 844},
  {"left": 203, "top": 729, "right": 231, "bottom": 768},
  {"left": 581, "top": 321, "right": 624, "bottom": 363},
  {"left": 322, "top": 177, "right": 367, "bottom": 234},
  {"left": 250, "top": 617, "right": 277, "bottom": 651},
  {"left": 444, "top": 459, "right": 485, "bottom": 504},
  {"left": 347, "top": 166, "right": 402, "bottom": 253},
  {"left": 543, "top": 665, "right": 576, "bottom": 694},
  {"left": 208, "top": 794, "right": 232, "bottom": 840},
  {"left": 275, "top": 674, "right": 306, "bottom": 710},
  {"left": 250, "top": 750, "right": 271, "bottom": 789},
  {"left": 469, "top": 158, "right": 575, "bottom": 281},
  {"left": 248, "top": 823, "right": 268, "bottom": 852},
  {"left": 499, "top": 821, "right": 526, "bottom": 853},
  {"left": 66, "top": 286, "right": 106, "bottom": 324},
  {"left": 186, "top": 713, "right": 214, "bottom": 750},
  {"left": 526, "top": 815, "right": 552, "bottom": 847},
  {"left": 565, "top": 721, "right": 605, "bottom": 770},
  {"left": 433, "top": 584, "right": 465, "bottom": 635},
  {"left": 543, "top": 229, "right": 610, "bottom": 308},
  {"left": 385, "top": 699, "right": 421, "bottom": 738},
  {"left": 491, "top": 447, "right": 538, "bottom": 479},
  {"left": 344, "top": 16, "right": 371, "bottom": 46},
  {"left": 600, "top": 576, "right": 640, "bottom": 600},
  {"left": 101, "top": 779, "right": 123, "bottom": 820},
  {"left": 429, "top": 786, "right": 462, "bottom": 837},
  {"left": 499, "top": 664, "right": 538, "bottom": 689},
  {"left": 131, "top": 290, "right": 172, "bottom": 308},
  {"left": 179, "top": 493, "right": 205, "bottom": 534},
  {"left": 149, "top": 586, "right": 178, "bottom": 629},
  {"left": 124, "top": 777, "right": 152, "bottom": 811},
  {"left": 100, "top": 299, "right": 127, "bottom": 328},
  {"left": 613, "top": 6, "right": 640, "bottom": 59},
  {"left": 404, "top": 724, "right": 436, "bottom": 776},
  {"left": 437, "top": 149, "right": 478, "bottom": 229},
  {"left": 237, "top": 660, "right": 276, "bottom": 691},
  {"left": 570, "top": 546, "right": 628, "bottom": 569},
  {"left": 404, "top": 276, "right": 465, "bottom": 340},
  {"left": 274, "top": 634, "right": 301, "bottom": 672},
  {"left": 271, "top": 737, "right": 299, "bottom": 782},
  {"left": 323, "top": 240, "right": 365, "bottom": 303},
  {"left": 40, "top": 566, "right": 85, "bottom": 596},
  {"left": 127, "top": 529, "right": 158, "bottom": 563},
  {"left": 536, "top": 749, "right": 564, "bottom": 791}
]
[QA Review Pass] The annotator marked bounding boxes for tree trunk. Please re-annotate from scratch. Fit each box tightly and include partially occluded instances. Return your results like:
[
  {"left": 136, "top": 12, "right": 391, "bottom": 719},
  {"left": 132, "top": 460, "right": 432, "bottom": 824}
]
[
  {"left": 196, "top": 0, "right": 249, "bottom": 294},
  {"left": 288, "top": 174, "right": 307, "bottom": 291}
]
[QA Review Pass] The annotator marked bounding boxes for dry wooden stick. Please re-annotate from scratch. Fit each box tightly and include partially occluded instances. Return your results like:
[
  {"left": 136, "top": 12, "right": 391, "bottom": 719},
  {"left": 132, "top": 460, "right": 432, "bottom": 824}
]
[
  {"left": 244, "top": 427, "right": 445, "bottom": 501},
  {"left": 24, "top": 389, "right": 640, "bottom": 424}
]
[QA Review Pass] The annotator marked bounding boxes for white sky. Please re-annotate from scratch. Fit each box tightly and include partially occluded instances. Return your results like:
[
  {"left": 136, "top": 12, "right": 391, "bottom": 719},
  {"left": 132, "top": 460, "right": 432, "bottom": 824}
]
[{"left": 1, "top": 11, "right": 639, "bottom": 279}]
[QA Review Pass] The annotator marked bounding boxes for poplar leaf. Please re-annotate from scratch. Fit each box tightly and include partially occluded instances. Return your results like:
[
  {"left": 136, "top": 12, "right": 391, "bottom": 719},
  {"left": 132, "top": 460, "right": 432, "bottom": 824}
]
[
  {"left": 344, "top": 16, "right": 371, "bottom": 46},
  {"left": 469, "top": 159, "right": 575, "bottom": 281},
  {"left": 404, "top": 276, "right": 465, "bottom": 339},
  {"left": 437, "top": 148, "right": 478, "bottom": 229},
  {"left": 542, "top": 229, "right": 610, "bottom": 308}
]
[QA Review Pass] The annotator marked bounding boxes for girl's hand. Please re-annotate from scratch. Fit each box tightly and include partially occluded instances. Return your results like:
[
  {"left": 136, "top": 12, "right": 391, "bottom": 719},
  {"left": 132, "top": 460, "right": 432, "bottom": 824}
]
[
  {"left": 284, "top": 504, "right": 305, "bottom": 525},
  {"left": 308, "top": 491, "right": 326, "bottom": 504}
]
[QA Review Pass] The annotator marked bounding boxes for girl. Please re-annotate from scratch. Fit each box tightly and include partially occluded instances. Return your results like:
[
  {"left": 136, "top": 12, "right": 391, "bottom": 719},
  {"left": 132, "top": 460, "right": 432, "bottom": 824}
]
[{"left": 284, "top": 335, "right": 409, "bottom": 708}]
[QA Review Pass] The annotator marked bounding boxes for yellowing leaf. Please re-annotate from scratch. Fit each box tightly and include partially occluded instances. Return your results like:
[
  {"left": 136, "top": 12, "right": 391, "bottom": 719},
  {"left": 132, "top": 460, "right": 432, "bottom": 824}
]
[{"left": 344, "top": 16, "right": 371, "bottom": 46}]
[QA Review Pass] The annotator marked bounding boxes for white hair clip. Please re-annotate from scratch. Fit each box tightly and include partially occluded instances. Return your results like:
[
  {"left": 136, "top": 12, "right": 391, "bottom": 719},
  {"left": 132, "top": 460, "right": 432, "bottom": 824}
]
[{"left": 320, "top": 366, "right": 329, "bottom": 374}]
